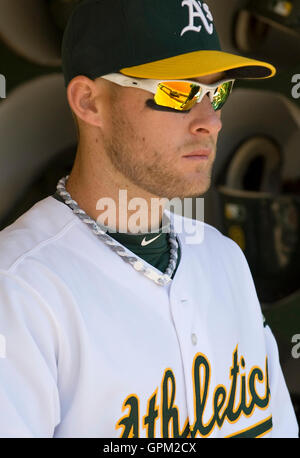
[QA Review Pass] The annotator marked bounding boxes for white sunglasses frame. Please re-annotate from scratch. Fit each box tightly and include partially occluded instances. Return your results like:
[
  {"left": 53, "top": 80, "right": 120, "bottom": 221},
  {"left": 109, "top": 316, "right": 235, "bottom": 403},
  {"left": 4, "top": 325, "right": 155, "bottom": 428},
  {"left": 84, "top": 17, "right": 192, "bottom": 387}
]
[{"left": 100, "top": 73, "right": 235, "bottom": 110}]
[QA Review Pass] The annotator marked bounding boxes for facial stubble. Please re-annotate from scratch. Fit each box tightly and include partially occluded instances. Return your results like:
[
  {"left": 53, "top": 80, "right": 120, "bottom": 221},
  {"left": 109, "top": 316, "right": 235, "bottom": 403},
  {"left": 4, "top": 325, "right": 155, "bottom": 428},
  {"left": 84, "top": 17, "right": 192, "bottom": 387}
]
[{"left": 102, "top": 103, "right": 215, "bottom": 200}]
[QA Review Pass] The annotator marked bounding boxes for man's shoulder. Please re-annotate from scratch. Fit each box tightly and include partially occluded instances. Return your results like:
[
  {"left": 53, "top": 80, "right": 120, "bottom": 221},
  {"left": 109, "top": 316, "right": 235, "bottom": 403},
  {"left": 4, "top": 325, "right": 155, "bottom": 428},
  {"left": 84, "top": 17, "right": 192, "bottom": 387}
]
[{"left": 0, "top": 196, "right": 77, "bottom": 271}]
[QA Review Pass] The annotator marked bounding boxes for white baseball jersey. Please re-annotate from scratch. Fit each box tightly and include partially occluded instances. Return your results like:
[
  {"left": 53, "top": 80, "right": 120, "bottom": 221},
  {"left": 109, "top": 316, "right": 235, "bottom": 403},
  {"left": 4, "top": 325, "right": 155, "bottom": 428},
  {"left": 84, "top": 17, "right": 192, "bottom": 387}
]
[{"left": 0, "top": 196, "right": 298, "bottom": 438}]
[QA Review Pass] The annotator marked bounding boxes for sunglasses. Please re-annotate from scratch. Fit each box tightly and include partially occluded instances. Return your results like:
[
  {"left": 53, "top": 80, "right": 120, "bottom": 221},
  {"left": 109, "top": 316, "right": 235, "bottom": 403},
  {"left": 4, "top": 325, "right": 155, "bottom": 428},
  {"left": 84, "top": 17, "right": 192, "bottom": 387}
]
[{"left": 101, "top": 73, "right": 235, "bottom": 113}]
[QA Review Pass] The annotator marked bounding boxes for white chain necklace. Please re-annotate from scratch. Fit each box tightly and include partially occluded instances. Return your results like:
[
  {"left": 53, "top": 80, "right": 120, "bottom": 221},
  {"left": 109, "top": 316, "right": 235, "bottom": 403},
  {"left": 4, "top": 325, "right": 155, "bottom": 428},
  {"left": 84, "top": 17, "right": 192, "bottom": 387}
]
[{"left": 56, "top": 176, "right": 179, "bottom": 286}]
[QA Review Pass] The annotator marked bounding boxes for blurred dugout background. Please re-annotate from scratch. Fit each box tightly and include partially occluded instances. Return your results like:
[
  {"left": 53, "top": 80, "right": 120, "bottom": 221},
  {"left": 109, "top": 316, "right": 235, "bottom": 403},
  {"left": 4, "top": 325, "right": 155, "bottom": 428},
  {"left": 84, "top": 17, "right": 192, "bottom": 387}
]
[{"left": 0, "top": 0, "right": 299, "bottom": 430}]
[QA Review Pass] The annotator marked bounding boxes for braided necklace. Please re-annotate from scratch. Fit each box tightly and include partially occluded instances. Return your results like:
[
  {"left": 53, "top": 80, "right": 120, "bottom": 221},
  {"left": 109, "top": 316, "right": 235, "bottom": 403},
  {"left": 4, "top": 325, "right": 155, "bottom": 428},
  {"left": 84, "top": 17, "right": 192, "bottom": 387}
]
[{"left": 56, "top": 176, "right": 179, "bottom": 286}]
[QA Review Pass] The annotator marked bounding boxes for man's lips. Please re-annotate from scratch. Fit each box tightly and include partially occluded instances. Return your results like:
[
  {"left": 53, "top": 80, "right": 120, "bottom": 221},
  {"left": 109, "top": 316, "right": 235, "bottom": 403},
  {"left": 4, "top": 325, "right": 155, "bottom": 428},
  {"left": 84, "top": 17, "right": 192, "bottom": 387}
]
[{"left": 182, "top": 149, "right": 212, "bottom": 160}]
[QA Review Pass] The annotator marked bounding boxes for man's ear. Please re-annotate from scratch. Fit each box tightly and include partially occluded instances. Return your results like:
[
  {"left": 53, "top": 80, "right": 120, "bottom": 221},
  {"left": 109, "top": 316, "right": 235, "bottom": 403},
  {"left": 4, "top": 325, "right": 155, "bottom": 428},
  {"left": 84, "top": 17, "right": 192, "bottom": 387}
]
[{"left": 67, "top": 75, "right": 102, "bottom": 128}]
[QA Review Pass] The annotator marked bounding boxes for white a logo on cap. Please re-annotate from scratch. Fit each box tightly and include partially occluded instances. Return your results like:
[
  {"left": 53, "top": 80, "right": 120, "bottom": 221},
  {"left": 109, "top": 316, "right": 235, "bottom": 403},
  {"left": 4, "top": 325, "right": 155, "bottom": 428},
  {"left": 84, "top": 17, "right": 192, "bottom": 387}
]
[{"left": 180, "top": 0, "right": 214, "bottom": 36}]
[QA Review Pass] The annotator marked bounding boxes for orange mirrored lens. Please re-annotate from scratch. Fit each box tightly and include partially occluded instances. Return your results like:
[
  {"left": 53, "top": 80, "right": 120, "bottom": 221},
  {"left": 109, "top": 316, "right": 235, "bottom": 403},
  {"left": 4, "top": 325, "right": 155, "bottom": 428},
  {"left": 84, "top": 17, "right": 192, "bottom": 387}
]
[
  {"left": 154, "top": 82, "right": 201, "bottom": 111},
  {"left": 153, "top": 80, "right": 233, "bottom": 112}
]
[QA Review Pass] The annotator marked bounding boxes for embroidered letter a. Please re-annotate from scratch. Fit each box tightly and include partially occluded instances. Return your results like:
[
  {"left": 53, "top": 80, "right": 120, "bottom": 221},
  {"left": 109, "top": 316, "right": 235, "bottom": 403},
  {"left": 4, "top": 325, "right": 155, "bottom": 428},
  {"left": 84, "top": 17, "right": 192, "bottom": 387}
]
[{"left": 181, "top": 0, "right": 214, "bottom": 37}]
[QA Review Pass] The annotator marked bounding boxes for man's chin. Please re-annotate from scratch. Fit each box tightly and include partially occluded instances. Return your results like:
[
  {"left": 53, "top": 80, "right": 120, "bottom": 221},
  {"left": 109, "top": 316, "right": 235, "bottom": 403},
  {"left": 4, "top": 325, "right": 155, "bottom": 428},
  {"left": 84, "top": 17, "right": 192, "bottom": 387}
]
[
  {"left": 137, "top": 175, "right": 211, "bottom": 200},
  {"left": 170, "top": 180, "right": 212, "bottom": 200}
]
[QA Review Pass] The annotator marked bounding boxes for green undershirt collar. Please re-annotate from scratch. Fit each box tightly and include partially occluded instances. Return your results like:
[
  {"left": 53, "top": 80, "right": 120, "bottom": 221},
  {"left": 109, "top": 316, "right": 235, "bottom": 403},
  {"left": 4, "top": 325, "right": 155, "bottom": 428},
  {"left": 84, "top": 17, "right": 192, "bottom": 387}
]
[{"left": 52, "top": 192, "right": 181, "bottom": 278}]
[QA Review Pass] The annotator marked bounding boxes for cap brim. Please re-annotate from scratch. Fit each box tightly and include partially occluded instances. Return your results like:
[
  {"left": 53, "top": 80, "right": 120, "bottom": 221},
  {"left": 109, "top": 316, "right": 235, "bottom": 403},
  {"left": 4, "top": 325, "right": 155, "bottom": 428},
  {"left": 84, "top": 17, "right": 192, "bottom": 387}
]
[{"left": 120, "top": 50, "right": 276, "bottom": 80}]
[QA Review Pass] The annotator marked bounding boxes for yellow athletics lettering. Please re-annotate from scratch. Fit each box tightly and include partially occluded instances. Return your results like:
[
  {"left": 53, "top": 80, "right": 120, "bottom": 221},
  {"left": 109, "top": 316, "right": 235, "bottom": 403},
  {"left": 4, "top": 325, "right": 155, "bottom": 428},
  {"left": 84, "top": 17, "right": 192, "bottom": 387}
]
[
  {"left": 116, "top": 346, "right": 271, "bottom": 438},
  {"left": 191, "top": 353, "right": 215, "bottom": 437},
  {"left": 231, "top": 354, "right": 254, "bottom": 420},
  {"left": 211, "top": 355, "right": 249, "bottom": 431},
  {"left": 212, "top": 384, "right": 227, "bottom": 428},
  {"left": 223, "top": 346, "right": 241, "bottom": 423},
  {"left": 178, "top": 417, "right": 191, "bottom": 438},
  {"left": 239, "top": 356, "right": 252, "bottom": 415},
  {"left": 161, "top": 368, "right": 181, "bottom": 438},
  {"left": 219, "top": 350, "right": 270, "bottom": 426},
  {"left": 160, "top": 368, "right": 191, "bottom": 438},
  {"left": 239, "top": 361, "right": 250, "bottom": 415},
  {"left": 142, "top": 388, "right": 159, "bottom": 438},
  {"left": 248, "top": 358, "right": 270, "bottom": 409},
  {"left": 116, "top": 394, "right": 140, "bottom": 438},
  {"left": 190, "top": 348, "right": 271, "bottom": 437},
  {"left": 223, "top": 351, "right": 252, "bottom": 423}
]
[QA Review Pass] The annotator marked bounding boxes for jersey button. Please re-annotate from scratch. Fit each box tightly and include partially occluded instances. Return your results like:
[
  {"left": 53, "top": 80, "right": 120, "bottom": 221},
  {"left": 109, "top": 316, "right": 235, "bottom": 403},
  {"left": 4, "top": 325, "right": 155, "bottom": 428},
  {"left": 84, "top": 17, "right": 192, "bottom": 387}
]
[{"left": 191, "top": 333, "right": 197, "bottom": 345}]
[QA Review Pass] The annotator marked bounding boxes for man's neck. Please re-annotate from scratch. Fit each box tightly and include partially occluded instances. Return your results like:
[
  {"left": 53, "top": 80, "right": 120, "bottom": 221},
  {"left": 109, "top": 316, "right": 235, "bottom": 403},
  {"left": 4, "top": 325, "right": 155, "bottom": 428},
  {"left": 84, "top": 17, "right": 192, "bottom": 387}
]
[{"left": 65, "top": 169, "right": 166, "bottom": 234}]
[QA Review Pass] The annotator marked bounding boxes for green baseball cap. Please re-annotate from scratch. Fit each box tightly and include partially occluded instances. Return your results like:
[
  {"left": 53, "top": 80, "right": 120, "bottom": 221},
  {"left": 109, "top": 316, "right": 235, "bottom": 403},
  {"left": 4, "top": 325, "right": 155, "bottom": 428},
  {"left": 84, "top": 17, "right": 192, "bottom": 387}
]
[{"left": 61, "top": 0, "right": 276, "bottom": 87}]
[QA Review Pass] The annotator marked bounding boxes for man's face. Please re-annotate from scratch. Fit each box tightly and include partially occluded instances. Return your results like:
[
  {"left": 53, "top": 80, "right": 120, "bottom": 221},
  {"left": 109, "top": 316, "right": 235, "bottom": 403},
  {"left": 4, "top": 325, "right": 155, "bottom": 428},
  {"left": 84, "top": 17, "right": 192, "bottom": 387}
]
[{"left": 97, "top": 73, "right": 223, "bottom": 200}]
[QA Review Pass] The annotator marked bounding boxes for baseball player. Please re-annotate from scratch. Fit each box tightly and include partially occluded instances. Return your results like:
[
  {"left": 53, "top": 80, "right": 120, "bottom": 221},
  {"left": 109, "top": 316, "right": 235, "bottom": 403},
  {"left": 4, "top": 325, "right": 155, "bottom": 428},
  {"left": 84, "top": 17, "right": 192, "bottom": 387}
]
[{"left": 0, "top": 0, "right": 298, "bottom": 438}]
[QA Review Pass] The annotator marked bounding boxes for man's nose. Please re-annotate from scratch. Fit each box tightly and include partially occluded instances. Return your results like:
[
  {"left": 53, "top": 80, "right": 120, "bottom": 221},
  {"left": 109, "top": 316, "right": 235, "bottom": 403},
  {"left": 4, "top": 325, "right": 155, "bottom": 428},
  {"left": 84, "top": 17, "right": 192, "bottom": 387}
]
[{"left": 188, "top": 94, "right": 223, "bottom": 136}]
